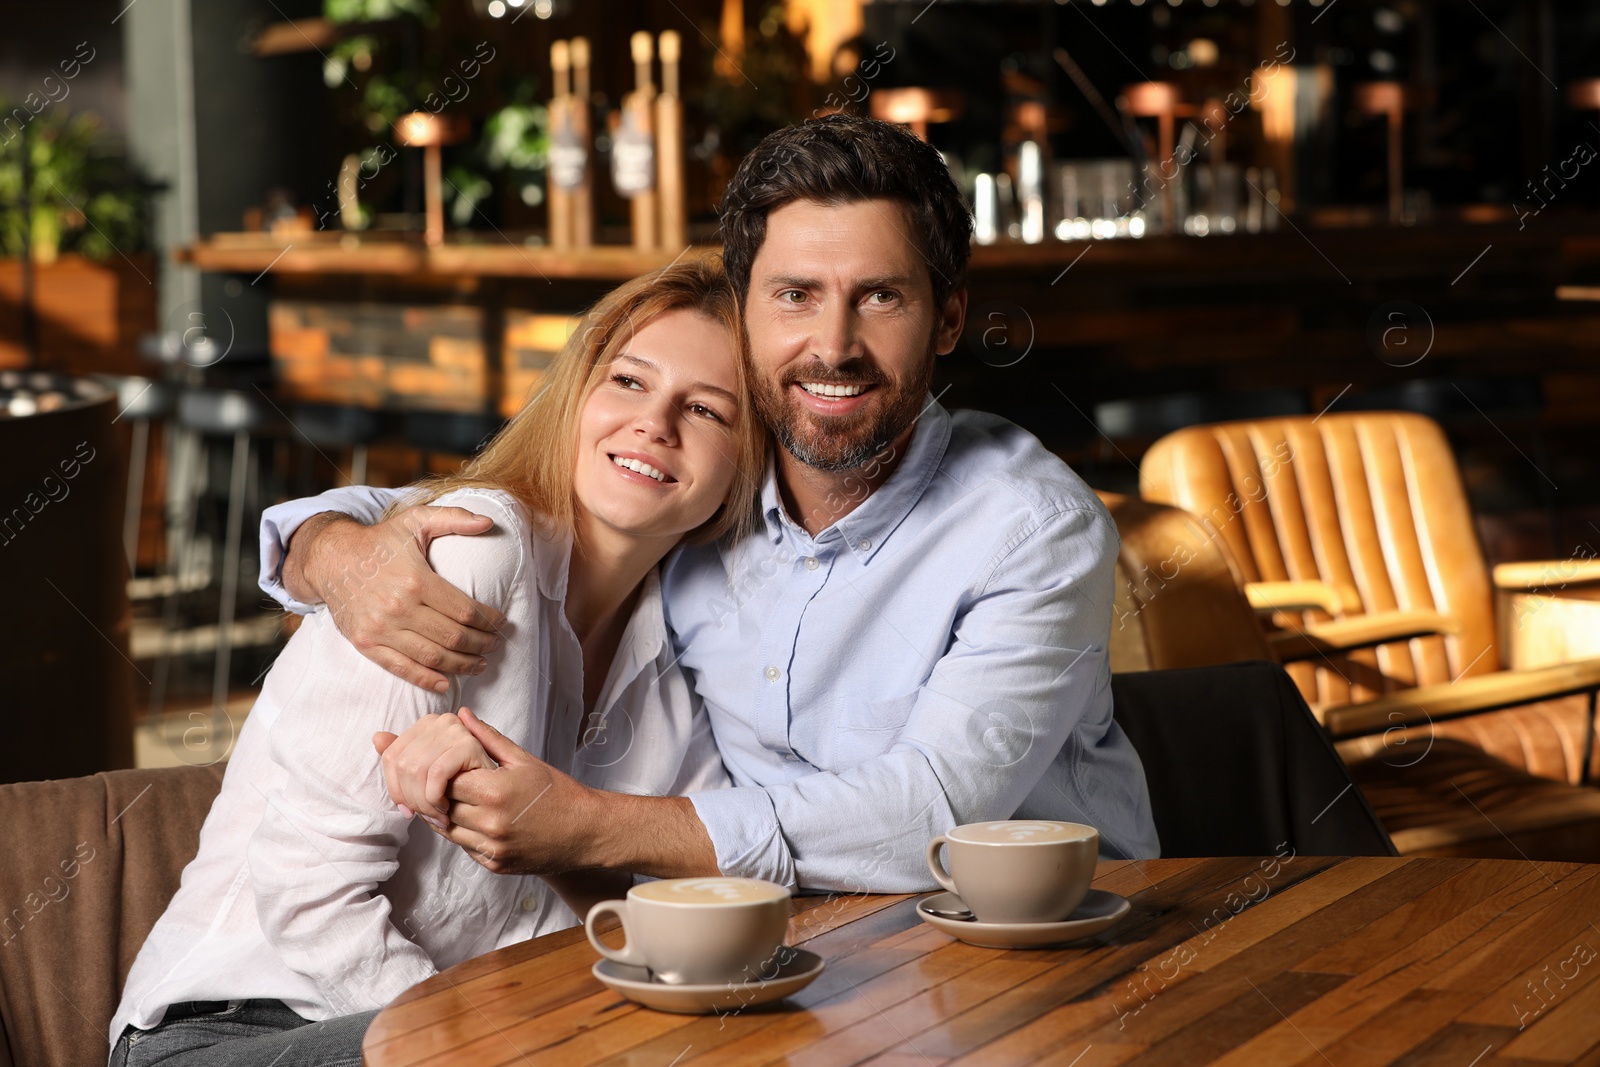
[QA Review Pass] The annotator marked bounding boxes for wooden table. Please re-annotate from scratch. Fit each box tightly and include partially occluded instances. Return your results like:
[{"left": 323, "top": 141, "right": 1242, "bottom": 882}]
[{"left": 363, "top": 857, "right": 1600, "bottom": 1066}]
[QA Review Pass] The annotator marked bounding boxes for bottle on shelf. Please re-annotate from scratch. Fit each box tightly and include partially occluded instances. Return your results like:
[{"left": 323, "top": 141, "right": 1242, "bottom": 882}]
[
  {"left": 655, "top": 30, "right": 687, "bottom": 250},
  {"left": 569, "top": 37, "right": 594, "bottom": 247},
  {"left": 613, "top": 31, "right": 659, "bottom": 252},
  {"left": 547, "top": 40, "right": 574, "bottom": 249}
]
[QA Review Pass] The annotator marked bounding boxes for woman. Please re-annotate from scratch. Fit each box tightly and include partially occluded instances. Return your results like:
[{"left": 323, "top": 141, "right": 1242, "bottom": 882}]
[{"left": 109, "top": 259, "right": 765, "bottom": 1067}]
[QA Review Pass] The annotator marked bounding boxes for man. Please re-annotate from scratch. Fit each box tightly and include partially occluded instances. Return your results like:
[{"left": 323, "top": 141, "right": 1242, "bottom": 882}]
[{"left": 258, "top": 115, "right": 1159, "bottom": 892}]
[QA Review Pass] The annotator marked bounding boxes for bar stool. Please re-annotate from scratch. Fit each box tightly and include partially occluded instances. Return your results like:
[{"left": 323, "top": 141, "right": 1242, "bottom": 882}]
[
  {"left": 1569, "top": 79, "right": 1600, "bottom": 155},
  {"left": 150, "top": 387, "right": 274, "bottom": 739},
  {"left": 290, "top": 402, "right": 384, "bottom": 488},
  {"left": 870, "top": 88, "right": 963, "bottom": 142},
  {"left": 1121, "top": 81, "right": 1187, "bottom": 234},
  {"left": 93, "top": 374, "right": 177, "bottom": 573},
  {"left": 403, "top": 411, "right": 504, "bottom": 477},
  {"left": 1353, "top": 81, "right": 1406, "bottom": 224}
]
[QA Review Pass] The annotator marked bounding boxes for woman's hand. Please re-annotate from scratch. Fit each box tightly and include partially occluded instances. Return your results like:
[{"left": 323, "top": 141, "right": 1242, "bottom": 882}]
[
  {"left": 374, "top": 708, "right": 495, "bottom": 825},
  {"left": 375, "top": 708, "right": 720, "bottom": 879},
  {"left": 377, "top": 707, "right": 597, "bottom": 875}
]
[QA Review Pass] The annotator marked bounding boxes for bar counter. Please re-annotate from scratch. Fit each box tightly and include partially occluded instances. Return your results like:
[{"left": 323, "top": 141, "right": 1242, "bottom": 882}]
[
  {"left": 178, "top": 220, "right": 1600, "bottom": 496},
  {"left": 178, "top": 221, "right": 1600, "bottom": 386}
]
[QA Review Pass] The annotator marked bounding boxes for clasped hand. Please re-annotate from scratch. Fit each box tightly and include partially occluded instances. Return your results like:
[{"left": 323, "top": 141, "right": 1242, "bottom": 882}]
[{"left": 373, "top": 707, "right": 595, "bottom": 875}]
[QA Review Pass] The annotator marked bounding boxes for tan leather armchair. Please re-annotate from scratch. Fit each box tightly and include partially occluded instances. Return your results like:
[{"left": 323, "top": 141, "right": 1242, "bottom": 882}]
[
  {"left": 1099, "top": 489, "right": 1600, "bottom": 860},
  {"left": 1139, "top": 411, "right": 1600, "bottom": 766}
]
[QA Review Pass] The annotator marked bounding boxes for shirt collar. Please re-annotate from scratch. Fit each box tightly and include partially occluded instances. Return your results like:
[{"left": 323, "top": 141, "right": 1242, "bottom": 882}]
[
  {"left": 530, "top": 519, "right": 668, "bottom": 661},
  {"left": 759, "top": 395, "right": 953, "bottom": 562},
  {"left": 528, "top": 517, "right": 571, "bottom": 602},
  {"left": 619, "top": 566, "right": 668, "bottom": 661}
]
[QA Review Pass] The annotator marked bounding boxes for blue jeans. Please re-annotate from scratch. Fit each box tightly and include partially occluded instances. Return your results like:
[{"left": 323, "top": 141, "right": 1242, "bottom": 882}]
[{"left": 111, "top": 999, "right": 379, "bottom": 1067}]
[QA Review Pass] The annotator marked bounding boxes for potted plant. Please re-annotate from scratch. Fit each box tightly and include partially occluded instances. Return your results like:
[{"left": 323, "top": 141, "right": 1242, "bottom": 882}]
[
  {"left": 0, "top": 106, "right": 147, "bottom": 264},
  {"left": 0, "top": 105, "right": 154, "bottom": 374}
]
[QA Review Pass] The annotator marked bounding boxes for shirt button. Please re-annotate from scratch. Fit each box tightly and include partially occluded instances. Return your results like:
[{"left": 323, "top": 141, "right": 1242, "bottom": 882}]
[
  {"left": 764, "top": 666, "right": 781, "bottom": 681},
  {"left": 857, "top": 538, "right": 872, "bottom": 552},
  {"left": 804, "top": 557, "right": 819, "bottom": 570},
  {"left": 520, "top": 895, "right": 538, "bottom": 912},
  {"left": 784, "top": 752, "right": 800, "bottom": 762}
]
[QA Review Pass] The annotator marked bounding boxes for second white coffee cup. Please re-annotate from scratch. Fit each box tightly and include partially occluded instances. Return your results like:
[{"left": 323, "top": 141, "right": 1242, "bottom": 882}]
[
  {"left": 926, "top": 820, "right": 1099, "bottom": 923},
  {"left": 585, "top": 877, "right": 791, "bottom": 985}
]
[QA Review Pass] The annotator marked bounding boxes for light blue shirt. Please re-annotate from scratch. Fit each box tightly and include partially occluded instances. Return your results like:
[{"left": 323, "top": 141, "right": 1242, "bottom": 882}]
[{"left": 258, "top": 400, "right": 1159, "bottom": 893}]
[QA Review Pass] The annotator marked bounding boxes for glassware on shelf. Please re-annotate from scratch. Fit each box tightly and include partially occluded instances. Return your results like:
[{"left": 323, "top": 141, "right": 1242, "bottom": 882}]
[
  {"left": 974, "top": 173, "right": 1000, "bottom": 245},
  {"left": 1018, "top": 142, "right": 1046, "bottom": 244},
  {"left": 970, "top": 171, "right": 1019, "bottom": 244},
  {"left": 1053, "top": 160, "right": 1145, "bottom": 241},
  {"left": 1186, "top": 162, "right": 1240, "bottom": 236},
  {"left": 1129, "top": 159, "right": 1180, "bottom": 237},
  {"left": 1242, "top": 167, "right": 1283, "bottom": 233},
  {"left": 1054, "top": 163, "right": 1089, "bottom": 241},
  {"left": 996, "top": 172, "right": 1019, "bottom": 240}
]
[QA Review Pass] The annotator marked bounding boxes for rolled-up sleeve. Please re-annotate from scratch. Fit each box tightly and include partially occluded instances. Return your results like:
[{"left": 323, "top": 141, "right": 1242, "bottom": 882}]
[
  {"left": 687, "top": 786, "right": 795, "bottom": 887},
  {"left": 259, "top": 486, "right": 405, "bottom": 613},
  {"left": 688, "top": 506, "right": 1137, "bottom": 892}
]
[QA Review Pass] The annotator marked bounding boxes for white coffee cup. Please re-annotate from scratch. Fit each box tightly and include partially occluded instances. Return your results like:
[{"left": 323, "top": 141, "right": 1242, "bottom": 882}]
[
  {"left": 926, "top": 820, "right": 1099, "bottom": 923},
  {"left": 584, "top": 877, "right": 791, "bottom": 985}
]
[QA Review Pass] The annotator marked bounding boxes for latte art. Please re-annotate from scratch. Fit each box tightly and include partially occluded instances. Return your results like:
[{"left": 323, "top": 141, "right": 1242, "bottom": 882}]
[
  {"left": 632, "top": 877, "right": 791, "bottom": 905},
  {"left": 948, "top": 820, "right": 1096, "bottom": 845}
]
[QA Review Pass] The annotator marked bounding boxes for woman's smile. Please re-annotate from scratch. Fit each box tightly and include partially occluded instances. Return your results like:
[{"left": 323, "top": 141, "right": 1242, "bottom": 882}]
[
  {"left": 573, "top": 309, "right": 742, "bottom": 544},
  {"left": 607, "top": 451, "right": 677, "bottom": 484}
]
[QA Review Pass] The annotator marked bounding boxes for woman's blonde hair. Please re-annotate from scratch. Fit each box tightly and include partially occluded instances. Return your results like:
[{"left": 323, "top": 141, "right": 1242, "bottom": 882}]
[{"left": 392, "top": 256, "right": 765, "bottom": 546}]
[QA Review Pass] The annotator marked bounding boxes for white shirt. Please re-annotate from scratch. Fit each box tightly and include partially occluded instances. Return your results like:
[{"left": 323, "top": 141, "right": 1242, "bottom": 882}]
[{"left": 111, "top": 489, "right": 728, "bottom": 1045}]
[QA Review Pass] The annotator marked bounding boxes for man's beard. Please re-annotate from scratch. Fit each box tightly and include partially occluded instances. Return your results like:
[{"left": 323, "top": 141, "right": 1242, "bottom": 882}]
[{"left": 753, "top": 358, "right": 934, "bottom": 473}]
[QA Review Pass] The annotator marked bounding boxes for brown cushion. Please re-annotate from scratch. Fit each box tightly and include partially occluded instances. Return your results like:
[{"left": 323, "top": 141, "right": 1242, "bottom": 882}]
[
  {"left": 1347, "top": 738, "right": 1600, "bottom": 859},
  {"left": 1338, "top": 694, "right": 1596, "bottom": 785},
  {"left": 0, "top": 765, "right": 224, "bottom": 1067}
]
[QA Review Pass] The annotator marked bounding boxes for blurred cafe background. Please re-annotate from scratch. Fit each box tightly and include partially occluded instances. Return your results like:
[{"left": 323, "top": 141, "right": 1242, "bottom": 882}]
[{"left": 6, "top": 0, "right": 1600, "bottom": 857}]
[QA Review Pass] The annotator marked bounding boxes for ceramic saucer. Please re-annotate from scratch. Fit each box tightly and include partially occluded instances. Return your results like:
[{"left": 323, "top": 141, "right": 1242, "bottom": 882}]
[
  {"left": 591, "top": 946, "right": 825, "bottom": 1014},
  {"left": 916, "top": 889, "right": 1131, "bottom": 949}
]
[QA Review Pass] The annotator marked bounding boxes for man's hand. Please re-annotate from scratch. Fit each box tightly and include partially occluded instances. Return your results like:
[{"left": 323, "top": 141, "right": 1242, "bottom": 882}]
[
  {"left": 285, "top": 506, "right": 507, "bottom": 693},
  {"left": 373, "top": 709, "right": 495, "bottom": 826},
  {"left": 378, "top": 707, "right": 591, "bottom": 874},
  {"left": 378, "top": 707, "right": 720, "bottom": 879}
]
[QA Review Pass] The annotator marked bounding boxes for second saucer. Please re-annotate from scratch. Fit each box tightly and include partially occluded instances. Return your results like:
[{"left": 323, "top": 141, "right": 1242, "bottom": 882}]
[{"left": 917, "top": 889, "right": 1130, "bottom": 949}]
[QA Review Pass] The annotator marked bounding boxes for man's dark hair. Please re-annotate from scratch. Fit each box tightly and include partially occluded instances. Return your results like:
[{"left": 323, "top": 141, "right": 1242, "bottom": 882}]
[{"left": 718, "top": 114, "right": 973, "bottom": 308}]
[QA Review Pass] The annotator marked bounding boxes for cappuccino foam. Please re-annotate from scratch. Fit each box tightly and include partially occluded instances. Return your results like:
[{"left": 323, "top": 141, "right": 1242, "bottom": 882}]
[
  {"left": 632, "top": 877, "right": 790, "bottom": 905},
  {"left": 947, "top": 820, "right": 1096, "bottom": 845}
]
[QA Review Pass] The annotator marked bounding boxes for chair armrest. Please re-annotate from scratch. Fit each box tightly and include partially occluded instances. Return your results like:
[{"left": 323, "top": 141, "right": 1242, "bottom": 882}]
[
  {"left": 1322, "top": 658, "right": 1600, "bottom": 739},
  {"left": 1493, "top": 559, "right": 1600, "bottom": 592},
  {"left": 1496, "top": 585, "right": 1600, "bottom": 670},
  {"left": 1246, "top": 580, "right": 1358, "bottom": 616},
  {"left": 1267, "top": 610, "right": 1458, "bottom": 662}
]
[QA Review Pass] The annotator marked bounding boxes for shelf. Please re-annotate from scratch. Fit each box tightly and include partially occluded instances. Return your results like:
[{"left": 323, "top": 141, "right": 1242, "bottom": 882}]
[
  {"left": 178, "top": 217, "right": 1600, "bottom": 294},
  {"left": 177, "top": 233, "right": 714, "bottom": 280}
]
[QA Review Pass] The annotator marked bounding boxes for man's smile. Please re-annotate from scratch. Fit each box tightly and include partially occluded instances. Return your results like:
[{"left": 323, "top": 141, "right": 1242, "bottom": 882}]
[
  {"left": 790, "top": 381, "right": 876, "bottom": 417},
  {"left": 798, "top": 382, "right": 868, "bottom": 398}
]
